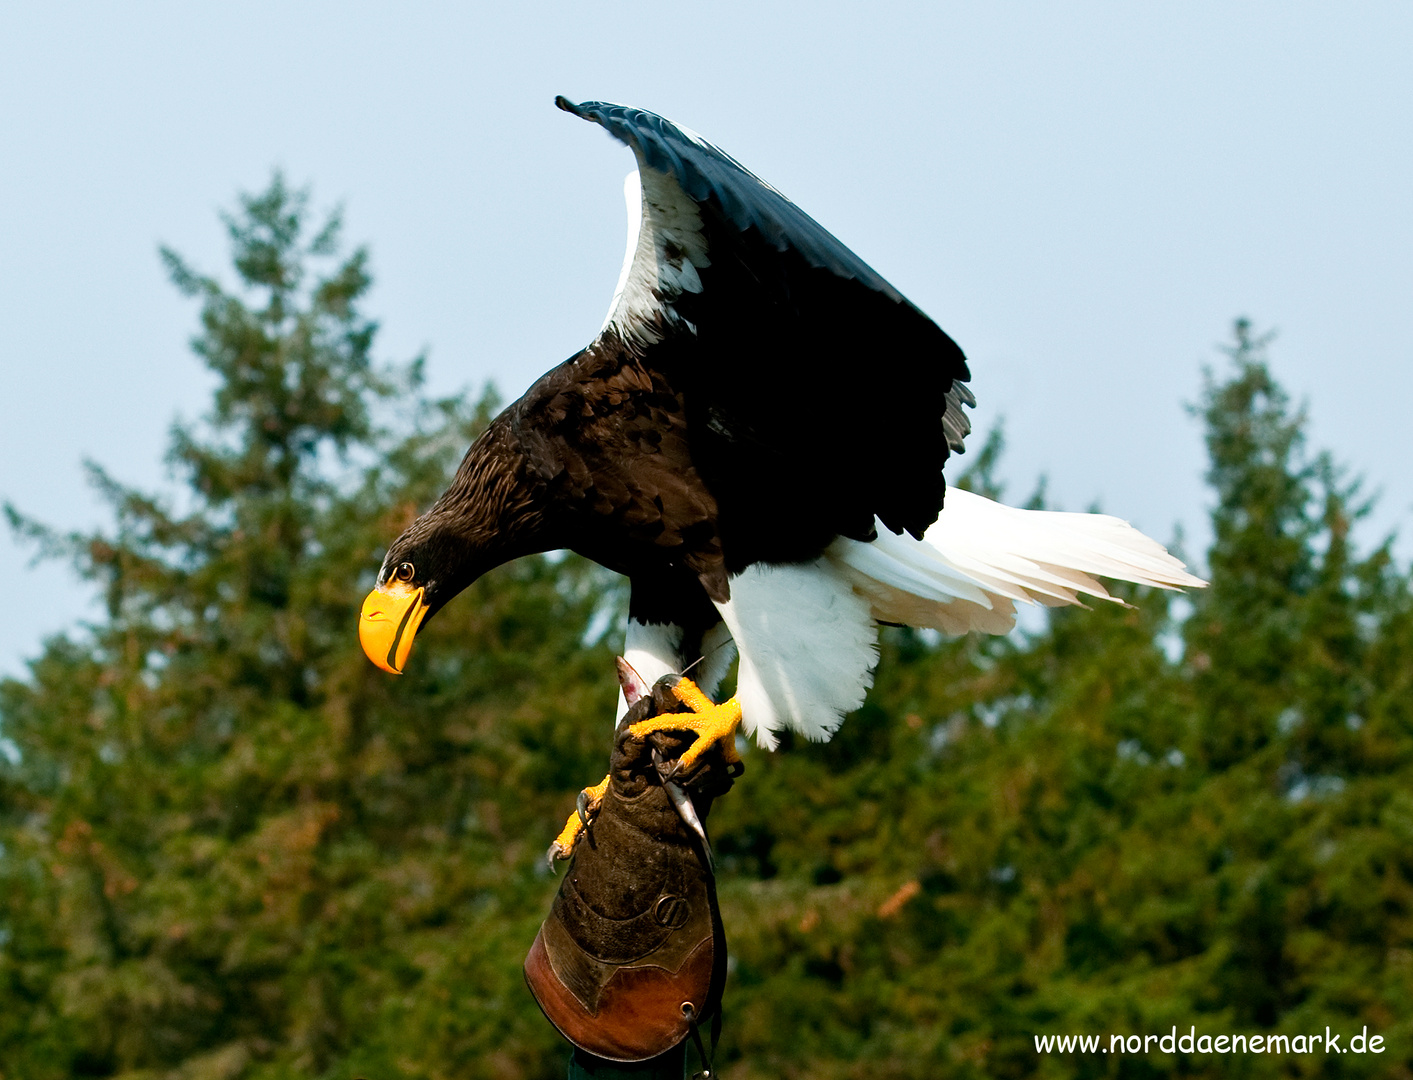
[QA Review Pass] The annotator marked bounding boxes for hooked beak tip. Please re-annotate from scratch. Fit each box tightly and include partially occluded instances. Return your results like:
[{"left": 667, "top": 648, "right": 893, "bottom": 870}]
[{"left": 358, "top": 584, "right": 427, "bottom": 674}]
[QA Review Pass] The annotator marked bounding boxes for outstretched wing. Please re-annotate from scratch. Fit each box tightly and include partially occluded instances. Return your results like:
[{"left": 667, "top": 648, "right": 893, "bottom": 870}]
[{"left": 557, "top": 96, "right": 974, "bottom": 564}]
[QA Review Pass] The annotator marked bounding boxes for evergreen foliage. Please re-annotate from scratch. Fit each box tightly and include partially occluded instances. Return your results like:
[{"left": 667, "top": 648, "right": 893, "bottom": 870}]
[{"left": 2, "top": 181, "right": 1408, "bottom": 1078}]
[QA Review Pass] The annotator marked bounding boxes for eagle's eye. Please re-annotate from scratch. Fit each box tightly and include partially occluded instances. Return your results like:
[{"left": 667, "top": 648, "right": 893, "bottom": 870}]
[{"left": 393, "top": 562, "right": 415, "bottom": 584}]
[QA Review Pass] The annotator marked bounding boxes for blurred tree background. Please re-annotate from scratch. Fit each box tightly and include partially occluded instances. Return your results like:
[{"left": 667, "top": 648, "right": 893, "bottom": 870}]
[{"left": 1, "top": 180, "right": 1409, "bottom": 1080}]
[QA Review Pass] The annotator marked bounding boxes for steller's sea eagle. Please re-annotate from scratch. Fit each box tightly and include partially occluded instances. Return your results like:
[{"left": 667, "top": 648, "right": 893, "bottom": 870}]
[{"left": 359, "top": 98, "right": 1204, "bottom": 850}]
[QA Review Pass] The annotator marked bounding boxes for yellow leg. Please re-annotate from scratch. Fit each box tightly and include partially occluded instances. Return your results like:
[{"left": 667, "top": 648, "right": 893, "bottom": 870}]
[
  {"left": 548, "top": 773, "right": 610, "bottom": 863},
  {"left": 627, "top": 676, "right": 743, "bottom": 772}
]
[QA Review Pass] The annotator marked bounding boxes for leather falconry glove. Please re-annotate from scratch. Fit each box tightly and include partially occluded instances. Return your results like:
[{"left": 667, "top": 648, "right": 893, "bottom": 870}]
[{"left": 525, "top": 666, "right": 740, "bottom": 1064}]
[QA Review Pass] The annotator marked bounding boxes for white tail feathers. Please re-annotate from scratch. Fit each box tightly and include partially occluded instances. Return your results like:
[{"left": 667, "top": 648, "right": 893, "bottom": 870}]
[
  {"left": 711, "top": 489, "right": 1204, "bottom": 747},
  {"left": 829, "top": 488, "right": 1206, "bottom": 637}
]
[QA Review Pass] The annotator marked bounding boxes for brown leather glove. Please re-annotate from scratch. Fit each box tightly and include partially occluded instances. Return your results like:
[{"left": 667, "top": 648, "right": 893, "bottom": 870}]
[{"left": 525, "top": 672, "right": 739, "bottom": 1063}]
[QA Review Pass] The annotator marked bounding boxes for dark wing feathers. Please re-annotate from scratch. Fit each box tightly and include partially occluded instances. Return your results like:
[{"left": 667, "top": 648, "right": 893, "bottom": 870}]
[
  {"left": 555, "top": 96, "right": 907, "bottom": 305},
  {"left": 554, "top": 96, "right": 973, "bottom": 561},
  {"left": 943, "top": 382, "right": 976, "bottom": 454}
]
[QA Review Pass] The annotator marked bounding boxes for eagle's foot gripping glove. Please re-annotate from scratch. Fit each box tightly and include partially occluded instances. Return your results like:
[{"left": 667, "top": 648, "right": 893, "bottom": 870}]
[
  {"left": 548, "top": 775, "right": 611, "bottom": 865},
  {"left": 627, "top": 675, "right": 743, "bottom": 777},
  {"left": 527, "top": 663, "right": 741, "bottom": 1063},
  {"left": 547, "top": 667, "right": 744, "bottom": 865}
]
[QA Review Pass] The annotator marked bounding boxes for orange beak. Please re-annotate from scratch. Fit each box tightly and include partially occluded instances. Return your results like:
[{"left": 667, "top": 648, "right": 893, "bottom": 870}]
[{"left": 358, "top": 582, "right": 429, "bottom": 674}]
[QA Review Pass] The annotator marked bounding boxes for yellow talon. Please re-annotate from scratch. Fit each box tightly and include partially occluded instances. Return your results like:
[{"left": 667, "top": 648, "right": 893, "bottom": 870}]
[
  {"left": 549, "top": 677, "right": 740, "bottom": 865},
  {"left": 627, "top": 676, "right": 742, "bottom": 773},
  {"left": 549, "top": 774, "right": 610, "bottom": 863}
]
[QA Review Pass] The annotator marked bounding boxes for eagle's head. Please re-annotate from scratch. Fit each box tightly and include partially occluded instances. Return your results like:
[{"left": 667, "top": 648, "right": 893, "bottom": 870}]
[
  {"left": 357, "top": 506, "right": 500, "bottom": 675},
  {"left": 358, "top": 556, "right": 430, "bottom": 675},
  {"left": 357, "top": 417, "right": 547, "bottom": 675}
]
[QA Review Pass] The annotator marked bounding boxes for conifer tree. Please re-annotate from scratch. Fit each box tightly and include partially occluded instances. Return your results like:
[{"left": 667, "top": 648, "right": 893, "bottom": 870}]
[
  {"left": 5, "top": 176, "right": 1411, "bottom": 1080},
  {"left": 0, "top": 175, "right": 617, "bottom": 1079}
]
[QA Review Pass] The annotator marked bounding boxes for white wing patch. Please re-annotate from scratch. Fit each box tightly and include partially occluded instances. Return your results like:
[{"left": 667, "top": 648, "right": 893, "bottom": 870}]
[
  {"left": 602, "top": 163, "right": 711, "bottom": 346},
  {"left": 600, "top": 172, "right": 644, "bottom": 334},
  {"left": 713, "top": 561, "right": 878, "bottom": 749}
]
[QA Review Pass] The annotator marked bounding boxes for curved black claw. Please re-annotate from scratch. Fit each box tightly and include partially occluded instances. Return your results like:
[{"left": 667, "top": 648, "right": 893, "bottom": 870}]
[
  {"left": 576, "top": 789, "right": 593, "bottom": 827},
  {"left": 653, "top": 749, "right": 713, "bottom": 872},
  {"left": 651, "top": 746, "right": 683, "bottom": 783}
]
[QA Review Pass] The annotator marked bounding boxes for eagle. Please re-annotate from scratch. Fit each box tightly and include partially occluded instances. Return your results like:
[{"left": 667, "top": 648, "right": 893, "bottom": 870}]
[{"left": 359, "top": 98, "right": 1203, "bottom": 852}]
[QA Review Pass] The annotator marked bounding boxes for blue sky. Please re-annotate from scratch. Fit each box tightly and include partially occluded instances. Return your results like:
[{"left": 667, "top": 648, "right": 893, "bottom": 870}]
[{"left": 2, "top": 2, "right": 1410, "bottom": 676}]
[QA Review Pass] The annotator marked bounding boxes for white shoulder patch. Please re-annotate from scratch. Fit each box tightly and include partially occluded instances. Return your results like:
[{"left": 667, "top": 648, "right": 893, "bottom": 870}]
[
  {"left": 600, "top": 171, "right": 644, "bottom": 333},
  {"left": 713, "top": 560, "right": 877, "bottom": 749},
  {"left": 602, "top": 163, "right": 711, "bottom": 346}
]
